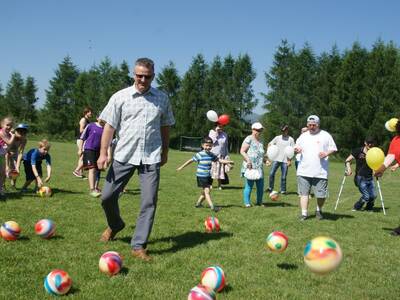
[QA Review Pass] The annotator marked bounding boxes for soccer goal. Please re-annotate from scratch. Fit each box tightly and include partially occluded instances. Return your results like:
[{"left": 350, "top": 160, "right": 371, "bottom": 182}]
[{"left": 179, "top": 136, "right": 202, "bottom": 152}]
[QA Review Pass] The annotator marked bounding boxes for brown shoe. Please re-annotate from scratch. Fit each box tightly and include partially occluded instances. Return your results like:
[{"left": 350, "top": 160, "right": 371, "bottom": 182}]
[
  {"left": 99, "top": 226, "right": 124, "bottom": 242},
  {"left": 132, "top": 248, "right": 152, "bottom": 262}
]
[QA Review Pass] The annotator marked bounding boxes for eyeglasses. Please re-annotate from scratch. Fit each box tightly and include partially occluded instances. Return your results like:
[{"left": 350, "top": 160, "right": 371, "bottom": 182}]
[
  {"left": 253, "top": 128, "right": 263, "bottom": 132},
  {"left": 135, "top": 74, "right": 153, "bottom": 80},
  {"left": 307, "top": 123, "right": 317, "bottom": 127}
]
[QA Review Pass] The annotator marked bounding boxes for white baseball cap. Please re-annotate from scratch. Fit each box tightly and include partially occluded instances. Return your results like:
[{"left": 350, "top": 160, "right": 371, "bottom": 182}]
[
  {"left": 251, "top": 122, "right": 264, "bottom": 130},
  {"left": 307, "top": 115, "right": 320, "bottom": 124}
]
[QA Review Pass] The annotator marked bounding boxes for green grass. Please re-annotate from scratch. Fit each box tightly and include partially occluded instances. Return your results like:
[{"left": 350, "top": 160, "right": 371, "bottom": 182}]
[{"left": 1, "top": 140, "right": 400, "bottom": 299}]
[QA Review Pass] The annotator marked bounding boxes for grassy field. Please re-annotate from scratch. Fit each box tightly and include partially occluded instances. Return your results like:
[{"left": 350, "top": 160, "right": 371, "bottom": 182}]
[{"left": 1, "top": 140, "right": 400, "bottom": 299}]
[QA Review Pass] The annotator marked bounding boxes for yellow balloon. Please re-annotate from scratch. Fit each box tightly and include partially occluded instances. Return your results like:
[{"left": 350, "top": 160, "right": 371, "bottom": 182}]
[
  {"left": 366, "top": 147, "right": 385, "bottom": 171},
  {"left": 388, "top": 118, "right": 398, "bottom": 131}
]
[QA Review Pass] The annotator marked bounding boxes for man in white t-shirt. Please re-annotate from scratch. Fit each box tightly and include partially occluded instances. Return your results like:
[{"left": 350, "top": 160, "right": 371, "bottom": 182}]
[
  {"left": 267, "top": 125, "right": 295, "bottom": 194},
  {"left": 295, "top": 115, "right": 337, "bottom": 220}
]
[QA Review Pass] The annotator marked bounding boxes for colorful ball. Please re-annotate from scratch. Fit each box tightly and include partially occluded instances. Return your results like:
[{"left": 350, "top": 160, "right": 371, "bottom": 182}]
[
  {"left": 266, "top": 231, "right": 288, "bottom": 253},
  {"left": 269, "top": 191, "right": 279, "bottom": 201},
  {"left": 8, "top": 169, "right": 19, "bottom": 180},
  {"left": 304, "top": 236, "right": 343, "bottom": 275},
  {"left": 188, "top": 284, "right": 216, "bottom": 300},
  {"left": 0, "top": 221, "right": 21, "bottom": 241},
  {"left": 204, "top": 217, "right": 220, "bottom": 233},
  {"left": 200, "top": 266, "right": 226, "bottom": 292},
  {"left": 44, "top": 269, "right": 72, "bottom": 295},
  {"left": 99, "top": 251, "right": 123, "bottom": 276},
  {"left": 38, "top": 186, "right": 53, "bottom": 197},
  {"left": 35, "top": 219, "right": 56, "bottom": 239}
]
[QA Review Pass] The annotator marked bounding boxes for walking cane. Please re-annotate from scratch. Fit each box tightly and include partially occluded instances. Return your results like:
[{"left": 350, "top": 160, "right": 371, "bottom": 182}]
[
  {"left": 334, "top": 169, "right": 347, "bottom": 211},
  {"left": 376, "top": 178, "right": 386, "bottom": 215}
]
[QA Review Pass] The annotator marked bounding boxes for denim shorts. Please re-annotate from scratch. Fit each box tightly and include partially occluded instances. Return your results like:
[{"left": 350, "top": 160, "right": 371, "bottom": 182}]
[{"left": 297, "top": 176, "right": 328, "bottom": 198}]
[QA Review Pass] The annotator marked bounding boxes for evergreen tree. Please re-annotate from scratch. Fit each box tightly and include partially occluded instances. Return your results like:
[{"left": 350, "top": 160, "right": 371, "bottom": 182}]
[
  {"left": 41, "top": 56, "right": 80, "bottom": 137},
  {"left": 177, "top": 54, "right": 209, "bottom": 136},
  {"left": 156, "top": 61, "right": 181, "bottom": 108},
  {"left": 4, "top": 72, "right": 25, "bottom": 120},
  {"left": 22, "top": 76, "right": 38, "bottom": 122}
]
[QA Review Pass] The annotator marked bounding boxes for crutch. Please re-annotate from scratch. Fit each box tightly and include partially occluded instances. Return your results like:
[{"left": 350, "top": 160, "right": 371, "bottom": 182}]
[
  {"left": 376, "top": 178, "right": 386, "bottom": 215},
  {"left": 334, "top": 169, "right": 347, "bottom": 211}
]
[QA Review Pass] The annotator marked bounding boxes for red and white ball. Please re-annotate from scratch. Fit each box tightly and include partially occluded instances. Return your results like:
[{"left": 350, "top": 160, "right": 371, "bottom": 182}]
[
  {"left": 38, "top": 186, "right": 52, "bottom": 197},
  {"left": 204, "top": 217, "right": 220, "bottom": 233},
  {"left": 35, "top": 219, "right": 55, "bottom": 239},
  {"left": 8, "top": 169, "right": 19, "bottom": 180},
  {"left": 44, "top": 269, "right": 72, "bottom": 295},
  {"left": 269, "top": 191, "right": 279, "bottom": 201},
  {"left": 99, "top": 251, "right": 123, "bottom": 276},
  {"left": 188, "top": 284, "right": 216, "bottom": 300},
  {"left": 266, "top": 231, "right": 289, "bottom": 253},
  {"left": 200, "top": 266, "right": 226, "bottom": 292},
  {"left": 0, "top": 221, "right": 21, "bottom": 241}
]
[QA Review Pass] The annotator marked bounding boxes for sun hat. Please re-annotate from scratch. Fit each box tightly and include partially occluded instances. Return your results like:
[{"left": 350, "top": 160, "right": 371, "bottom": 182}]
[{"left": 251, "top": 122, "right": 264, "bottom": 130}]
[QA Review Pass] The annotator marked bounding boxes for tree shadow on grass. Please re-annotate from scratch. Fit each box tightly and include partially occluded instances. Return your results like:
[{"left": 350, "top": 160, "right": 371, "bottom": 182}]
[
  {"left": 263, "top": 202, "right": 296, "bottom": 207},
  {"left": 321, "top": 212, "right": 354, "bottom": 221},
  {"left": 217, "top": 186, "right": 243, "bottom": 190},
  {"left": 1, "top": 192, "right": 23, "bottom": 200},
  {"left": 142, "top": 231, "right": 233, "bottom": 254},
  {"left": 51, "top": 188, "right": 83, "bottom": 195},
  {"left": 277, "top": 263, "right": 298, "bottom": 270},
  {"left": 217, "top": 204, "right": 244, "bottom": 208}
]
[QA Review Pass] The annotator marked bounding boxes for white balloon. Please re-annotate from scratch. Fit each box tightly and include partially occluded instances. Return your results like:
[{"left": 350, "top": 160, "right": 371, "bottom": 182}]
[
  {"left": 206, "top": 110, "right": 218, "bottom": 122},
  {"left": 284, "top": 146, "right": 295, "bottom": 159},
  {"left": 267, "top": 145, "right": 279, "bottom": 161}
]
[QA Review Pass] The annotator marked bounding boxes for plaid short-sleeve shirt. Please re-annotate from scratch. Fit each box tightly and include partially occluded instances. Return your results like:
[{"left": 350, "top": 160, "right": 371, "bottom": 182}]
[{"left": 99, "top": 85, "right": 175, "bottom": 165}]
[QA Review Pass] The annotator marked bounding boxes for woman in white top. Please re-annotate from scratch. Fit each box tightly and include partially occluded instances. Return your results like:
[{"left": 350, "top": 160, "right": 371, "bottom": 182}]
[{"left": 240, "top": 122, "right": 266, "bottom": 207}]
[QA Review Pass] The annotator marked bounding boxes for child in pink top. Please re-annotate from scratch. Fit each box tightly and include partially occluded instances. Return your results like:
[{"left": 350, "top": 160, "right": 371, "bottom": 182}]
[{"left": 0, "top": 117, "right": 16, "bottom": 199}]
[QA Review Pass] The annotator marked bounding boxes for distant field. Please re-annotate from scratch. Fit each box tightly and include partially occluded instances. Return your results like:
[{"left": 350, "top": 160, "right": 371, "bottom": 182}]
[{"left": 0, "top": 140, "right": 399, "bottom": 299}]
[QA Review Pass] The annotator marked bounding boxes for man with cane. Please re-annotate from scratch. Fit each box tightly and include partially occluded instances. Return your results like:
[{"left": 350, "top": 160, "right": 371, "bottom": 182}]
[{"left": 344, "top": 137, "right": 377, "bottom": 211}]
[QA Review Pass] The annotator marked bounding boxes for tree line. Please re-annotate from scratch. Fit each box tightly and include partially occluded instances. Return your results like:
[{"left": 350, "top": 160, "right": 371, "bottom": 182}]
[{"left": 1, "top": 39, "right": 400, "bottom": 155}]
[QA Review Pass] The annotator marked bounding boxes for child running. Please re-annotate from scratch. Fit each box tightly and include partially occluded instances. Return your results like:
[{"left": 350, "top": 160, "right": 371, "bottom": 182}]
[
  {"left": 21, "top": 139, "right": 52, "bottom": 192},
  {"left": 177, "top": 136, "right": 234, "bottom": 212}
]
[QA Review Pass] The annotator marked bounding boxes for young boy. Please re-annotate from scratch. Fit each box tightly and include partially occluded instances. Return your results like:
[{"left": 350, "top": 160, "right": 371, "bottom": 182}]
[
  {"left": 177, "top": 136, "right": 234, "bottom": 212},
  {"left": 79, "top": 118, "right": 107, "bottom": 197},
  {"left": 6, "top": 123, "right": 28, "bottom": 189},
  {"left": 21, "top": 139, "right": 52, "bottom": 192},
  {"left": 345, "top": 137, "right": 377, "bottom": 211}
]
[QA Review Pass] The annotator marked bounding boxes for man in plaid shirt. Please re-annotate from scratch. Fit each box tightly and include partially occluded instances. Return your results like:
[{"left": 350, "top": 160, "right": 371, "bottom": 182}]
[{"left": 97, "top": 58, "right": 175, "bottom": 261}]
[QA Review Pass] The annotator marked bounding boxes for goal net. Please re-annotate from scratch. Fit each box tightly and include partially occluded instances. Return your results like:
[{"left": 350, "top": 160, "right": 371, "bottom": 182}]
[{"left": 180, "top": 136, "right": 202, "bottom": 152}]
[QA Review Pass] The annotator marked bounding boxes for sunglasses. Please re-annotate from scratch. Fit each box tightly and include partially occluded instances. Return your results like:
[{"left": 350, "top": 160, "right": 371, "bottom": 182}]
[
  {"left": 135, "top": 74, "right": 153, "bottom": 80},
  {"left": 253, "top": 128, "right": 263, "bottom": 132}
]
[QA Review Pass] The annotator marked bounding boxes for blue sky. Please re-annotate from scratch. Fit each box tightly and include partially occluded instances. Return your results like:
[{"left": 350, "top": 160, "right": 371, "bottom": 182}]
[{"left": 1, "top": 0, "right": 399, "bottom": 114}]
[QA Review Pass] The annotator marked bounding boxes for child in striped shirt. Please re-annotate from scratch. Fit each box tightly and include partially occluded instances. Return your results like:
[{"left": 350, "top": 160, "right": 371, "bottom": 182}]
[{"left": 177, "top": 136, "right": 233, "bottom": 212}]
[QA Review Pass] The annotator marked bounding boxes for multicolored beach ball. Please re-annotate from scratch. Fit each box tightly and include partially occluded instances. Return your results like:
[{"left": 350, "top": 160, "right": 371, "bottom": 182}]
[
  {"left": 38, "top": 186, "right": 52, "bottom": 197},
  {"left": 35, "top": 219, "right": 55, "bottom": 239},
  {"left": 200, "top": 266, "right": 226, "bottom": 292},
  {"left": 0, "top": 221, "right": 21, "bottom": 241},
  {"left": 44, "top": 269, "right": 72, "bottom": 295},
  {"left": 187, "top": 284, "right": 216, "bottom": 300},
  {"left": 269, "top": 191, "right": 279, "bottom": 201},
  {"left": 204, "top": 217, "right": 220, "bottom": 233},
  {"left": 99, "top": 251, "right": 123, "bottom": 276},
  {"left": 266, "top": 231, "right": 288, "bottom": 253},
  {"left": 304, "top": 236, "right": 343, "bottom": 275}
]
